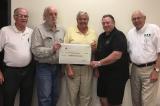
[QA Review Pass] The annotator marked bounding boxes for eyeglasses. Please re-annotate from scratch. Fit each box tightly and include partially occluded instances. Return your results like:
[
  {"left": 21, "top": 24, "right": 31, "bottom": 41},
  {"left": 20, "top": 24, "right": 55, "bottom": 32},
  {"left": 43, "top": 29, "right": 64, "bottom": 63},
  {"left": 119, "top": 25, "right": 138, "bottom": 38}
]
[
  {"left": 15, "top": 14, "right": 29, "bottom": 18},
  {"left": 132, "top": 16, "right": 144, "bottom": 21}
]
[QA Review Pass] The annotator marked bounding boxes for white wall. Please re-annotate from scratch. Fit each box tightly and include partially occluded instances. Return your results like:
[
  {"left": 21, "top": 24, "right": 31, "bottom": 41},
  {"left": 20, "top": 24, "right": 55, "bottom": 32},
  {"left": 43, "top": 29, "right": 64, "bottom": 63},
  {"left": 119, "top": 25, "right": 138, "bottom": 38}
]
[
  {"left": 12, "top": 0, "right": 160, "bottom": 35},
  {"left": 12, "top": 0, "right": 160, "bottom": 106}
]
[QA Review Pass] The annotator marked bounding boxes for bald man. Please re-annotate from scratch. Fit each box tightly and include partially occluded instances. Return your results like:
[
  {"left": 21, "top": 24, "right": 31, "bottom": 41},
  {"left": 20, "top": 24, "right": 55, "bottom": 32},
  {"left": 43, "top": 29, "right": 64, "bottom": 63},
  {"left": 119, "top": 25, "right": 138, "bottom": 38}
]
[
  {"left": 0, "top": 8, "right": 34, "bottom": 106},
  {"left": 31, "top": 6, "right": 65, "bottom": 106},
  {"left": 127, "top": 10, "right": 160, "bottom": 106}
]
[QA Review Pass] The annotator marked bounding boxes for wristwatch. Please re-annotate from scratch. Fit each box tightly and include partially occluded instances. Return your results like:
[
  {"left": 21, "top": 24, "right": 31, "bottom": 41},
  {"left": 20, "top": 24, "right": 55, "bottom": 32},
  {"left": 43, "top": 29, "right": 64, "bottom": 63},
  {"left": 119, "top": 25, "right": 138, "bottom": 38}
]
[
  {"left": 154, "top": 67, "right": 160, "bottom": 72},
  {"left": 98, "top": 61, "right": 101, "bottom": 66},
  {"left": 95, "top": 61, "right": 101, "bottom": 67}
]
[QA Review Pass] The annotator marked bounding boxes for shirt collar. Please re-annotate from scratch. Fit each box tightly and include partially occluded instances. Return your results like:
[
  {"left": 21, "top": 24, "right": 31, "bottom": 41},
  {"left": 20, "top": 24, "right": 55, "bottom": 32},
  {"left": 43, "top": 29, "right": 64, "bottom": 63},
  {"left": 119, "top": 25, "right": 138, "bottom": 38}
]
[
  {"left": 75, "top": 26, "right": 90, "bottom": 35},
  {"left": 44, "top": 22, "right": 60, "bottom": 32},
  {"left": 104, "top": 27, "right": 116, "bottom": 37},
  {"left": 12, "top": 25, "right": 29, "bottom": 34},
  {"left": 136, "top": 23, "right": 147, "bottom": 33}
]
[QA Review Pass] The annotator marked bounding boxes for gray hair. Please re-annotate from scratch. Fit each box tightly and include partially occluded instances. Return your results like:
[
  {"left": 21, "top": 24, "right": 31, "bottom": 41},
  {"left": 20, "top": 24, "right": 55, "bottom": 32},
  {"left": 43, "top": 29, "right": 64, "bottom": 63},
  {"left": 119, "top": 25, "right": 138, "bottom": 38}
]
[
  {"left": 132, "top": 10, "right": 146, "bottom": 17},
  {"left": 14, "top": 8, "right": 28, "bottom": 15},
  {"left": 43, "top": 7, "right": 49, "bottom": 20},
  {"left": 76, "top": 11, "right": 89, "bottom": 20}
]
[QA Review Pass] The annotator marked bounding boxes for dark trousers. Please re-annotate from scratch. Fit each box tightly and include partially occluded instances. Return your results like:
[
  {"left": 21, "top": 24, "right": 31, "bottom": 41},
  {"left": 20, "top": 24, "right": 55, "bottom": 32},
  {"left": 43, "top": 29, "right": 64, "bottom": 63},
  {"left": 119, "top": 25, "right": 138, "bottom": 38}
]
[
  {"left": 0, "top": 86, "right": 3, "bottom": 106},
  {"left": 3, "top": 64, "right": 35, "bottom": 106}
]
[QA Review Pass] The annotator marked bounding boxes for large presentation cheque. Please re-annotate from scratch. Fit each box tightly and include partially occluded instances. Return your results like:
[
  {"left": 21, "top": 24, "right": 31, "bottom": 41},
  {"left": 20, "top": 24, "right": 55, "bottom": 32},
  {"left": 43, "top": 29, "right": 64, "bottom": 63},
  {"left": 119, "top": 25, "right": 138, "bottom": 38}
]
[{"left": 59, "top": 43, "right": 91, "bottom": 64}]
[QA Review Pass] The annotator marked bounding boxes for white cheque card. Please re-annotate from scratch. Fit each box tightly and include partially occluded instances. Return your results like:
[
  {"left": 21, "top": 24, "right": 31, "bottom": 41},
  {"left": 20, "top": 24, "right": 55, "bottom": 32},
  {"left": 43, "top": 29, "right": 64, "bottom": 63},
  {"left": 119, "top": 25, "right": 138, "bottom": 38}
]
[{"left": 59, "top": 43, "right": 91, "bottom": 64}]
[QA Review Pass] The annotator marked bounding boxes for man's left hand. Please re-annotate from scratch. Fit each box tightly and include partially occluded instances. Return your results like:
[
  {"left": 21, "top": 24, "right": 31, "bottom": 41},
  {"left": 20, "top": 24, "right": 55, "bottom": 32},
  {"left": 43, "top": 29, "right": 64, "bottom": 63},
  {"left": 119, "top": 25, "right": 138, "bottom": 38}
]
[{"left": 150, "top": 70, "right": 159, "bottom": 82}]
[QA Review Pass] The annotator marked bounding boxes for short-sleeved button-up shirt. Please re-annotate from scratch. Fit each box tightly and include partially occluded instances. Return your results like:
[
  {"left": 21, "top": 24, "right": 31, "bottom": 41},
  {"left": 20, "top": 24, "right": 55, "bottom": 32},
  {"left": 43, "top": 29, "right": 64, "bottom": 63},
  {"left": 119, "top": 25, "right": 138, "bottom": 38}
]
[{"left": 127, "top": 24, "right": 160, "bottom": 64}]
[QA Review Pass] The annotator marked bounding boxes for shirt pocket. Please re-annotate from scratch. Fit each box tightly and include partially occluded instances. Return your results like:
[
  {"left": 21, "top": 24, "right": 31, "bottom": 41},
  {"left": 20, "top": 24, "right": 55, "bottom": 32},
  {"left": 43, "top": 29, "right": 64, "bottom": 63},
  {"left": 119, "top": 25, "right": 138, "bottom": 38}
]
[
  {"left": 143, "top": 33, "right": 154, "bottom": 50},
  {"left": 144, "top": 33, "right": 153, "bottom": 45},
  {"left": 43, "top": 36, "right": 53, "bottom": 48}
]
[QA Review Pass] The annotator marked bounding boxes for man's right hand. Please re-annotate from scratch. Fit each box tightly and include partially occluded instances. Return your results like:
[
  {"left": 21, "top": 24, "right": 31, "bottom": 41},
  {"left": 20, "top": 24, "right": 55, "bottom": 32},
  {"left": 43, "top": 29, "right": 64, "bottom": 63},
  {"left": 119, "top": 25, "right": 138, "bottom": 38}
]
[
  {"left": 0, "top": 71, "right": 4, "bottom": 85},
  {"left": 53, "top": 42, "right": 61, "bottom": 53}
]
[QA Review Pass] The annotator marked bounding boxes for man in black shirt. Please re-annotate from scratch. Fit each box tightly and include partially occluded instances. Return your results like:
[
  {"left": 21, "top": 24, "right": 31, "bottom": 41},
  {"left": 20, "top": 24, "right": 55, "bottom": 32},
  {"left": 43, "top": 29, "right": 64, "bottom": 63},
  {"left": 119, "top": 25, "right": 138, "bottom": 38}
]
[{"left": 91, "top": 14, "right": 129, "bottom": 106}]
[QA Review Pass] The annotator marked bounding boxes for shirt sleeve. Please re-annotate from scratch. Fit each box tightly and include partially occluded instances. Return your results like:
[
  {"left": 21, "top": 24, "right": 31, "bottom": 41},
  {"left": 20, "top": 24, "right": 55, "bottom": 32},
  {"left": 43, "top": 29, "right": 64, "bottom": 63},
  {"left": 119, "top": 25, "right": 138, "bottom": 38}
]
[
  {"left": 31, "top": 27, "right": 54, "bottom": 58},
  {"left": 64, "top": 28, "right": 71, "bottom": 43},
  {"left": 0, "top": 29, "right": 6, "bottom": 52},
  {"left": 154, "top": 25, "right": 160, "bottom": 53},
  {"left": 112, "top": 32, "right": 127, "bottom": 53},
  {"left": 0, "top": 29, "right": 5, "bottom": 70}
]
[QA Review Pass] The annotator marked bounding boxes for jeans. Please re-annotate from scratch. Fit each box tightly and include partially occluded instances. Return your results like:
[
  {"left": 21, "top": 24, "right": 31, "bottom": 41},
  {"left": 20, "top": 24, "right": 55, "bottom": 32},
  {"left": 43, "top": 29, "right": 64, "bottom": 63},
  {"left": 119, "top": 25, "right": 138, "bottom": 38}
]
[{"left": 36, "top": 63, "right": 61, "bottom": 106}]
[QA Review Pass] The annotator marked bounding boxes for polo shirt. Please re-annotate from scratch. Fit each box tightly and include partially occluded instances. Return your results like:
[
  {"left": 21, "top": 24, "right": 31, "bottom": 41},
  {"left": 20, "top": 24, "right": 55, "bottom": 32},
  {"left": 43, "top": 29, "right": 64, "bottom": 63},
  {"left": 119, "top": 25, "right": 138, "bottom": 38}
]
[
  {"left": 96, "top": 28, "right": 129, "bottom": 78},
  {"left": 0, "top": 25, "right": 33, "bottom": 67},
  {"left": 127, "top": 24, "right": 160, "bottom": 64},
  {"left": 64, "top": 26, "right": 97, "bottom": 44}
]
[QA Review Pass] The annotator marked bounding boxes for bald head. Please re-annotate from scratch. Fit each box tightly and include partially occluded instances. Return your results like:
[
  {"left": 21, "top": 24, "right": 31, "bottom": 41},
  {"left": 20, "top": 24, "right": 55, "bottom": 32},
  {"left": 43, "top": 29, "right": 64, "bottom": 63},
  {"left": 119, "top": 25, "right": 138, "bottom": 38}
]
[
  {"left": 132, "top": 10, "right": 146, "bottom": 18},
  {"left": 131, "top": 10, "right": 146, "bottom": 30},
  {"left": 43, "top": 6, "right": 58, "bottom": 27},
  {"left": 43, "top": 6, "right": 57, "bottom": 20}
]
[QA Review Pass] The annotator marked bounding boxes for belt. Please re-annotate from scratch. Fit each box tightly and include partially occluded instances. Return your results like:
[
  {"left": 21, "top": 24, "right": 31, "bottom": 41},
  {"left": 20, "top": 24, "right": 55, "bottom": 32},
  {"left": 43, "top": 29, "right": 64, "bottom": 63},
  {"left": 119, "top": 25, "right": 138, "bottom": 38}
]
[
  {"left": 5, "top": 64, "right": 31, "bottom": 69},
  {"left": 133, "top": 61, "right": 156, "bottom": 67},
  {"left": 72, "top": 64, "right": 86, "bottom": 66}
]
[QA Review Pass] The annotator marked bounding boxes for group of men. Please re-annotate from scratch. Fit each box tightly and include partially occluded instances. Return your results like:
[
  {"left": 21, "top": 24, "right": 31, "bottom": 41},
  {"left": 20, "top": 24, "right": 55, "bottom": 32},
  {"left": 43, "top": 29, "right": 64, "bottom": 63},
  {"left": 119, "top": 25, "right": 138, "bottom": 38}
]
[{"left": 0, "top": 5, "right": 160, "bottom": 106}]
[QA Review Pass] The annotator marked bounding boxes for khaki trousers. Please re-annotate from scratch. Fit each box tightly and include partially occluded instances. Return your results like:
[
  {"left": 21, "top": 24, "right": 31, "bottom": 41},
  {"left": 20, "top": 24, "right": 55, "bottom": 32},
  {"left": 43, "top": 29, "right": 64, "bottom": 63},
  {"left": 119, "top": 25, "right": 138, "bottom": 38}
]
[
  {"left": 130, "top": 64, "right": 159, "bottom": 106},
  {"left": 66, "top": 65, "right": 93, "bottom": 106}
]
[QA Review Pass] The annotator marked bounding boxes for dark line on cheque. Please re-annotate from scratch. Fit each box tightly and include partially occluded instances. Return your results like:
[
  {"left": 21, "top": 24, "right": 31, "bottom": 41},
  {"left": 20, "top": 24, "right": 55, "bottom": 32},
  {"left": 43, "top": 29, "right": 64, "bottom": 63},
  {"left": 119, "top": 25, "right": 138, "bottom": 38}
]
[{"left": 68, "top": 55, "right": 83, "bottom": 57}]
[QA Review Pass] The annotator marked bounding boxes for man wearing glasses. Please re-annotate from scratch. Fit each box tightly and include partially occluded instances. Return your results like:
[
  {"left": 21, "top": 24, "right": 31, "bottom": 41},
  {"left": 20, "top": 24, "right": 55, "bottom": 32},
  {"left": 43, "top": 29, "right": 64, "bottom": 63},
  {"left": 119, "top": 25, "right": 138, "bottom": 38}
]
[
  {"left": 127, "top": 10, "right": 160, "bottom": 106},
  {"left": 0, "top": 8, "right": 35, "bottom": 106}
]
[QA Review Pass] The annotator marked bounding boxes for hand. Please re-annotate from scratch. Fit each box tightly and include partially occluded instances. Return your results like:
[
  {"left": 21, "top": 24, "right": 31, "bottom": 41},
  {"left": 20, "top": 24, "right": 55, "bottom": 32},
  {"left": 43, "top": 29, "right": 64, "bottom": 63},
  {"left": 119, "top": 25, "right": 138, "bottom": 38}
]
[
  {"left": 67, "top": 66, "right": 74, "bottom": 79},
  {"left": 91, "top": 41, "right": 97, "bottom": 52},
  {"left": 0, "top": 71, "right": 4, "bottom": 85},
  {"left": 53, "top": 42, "right": 61, "bottom": 53},
  {"left": 90, "top": 61, "right": 101, "bottom": 68},
  {"left": 150, "top": 70, "right": 159, "bottom": 82}
]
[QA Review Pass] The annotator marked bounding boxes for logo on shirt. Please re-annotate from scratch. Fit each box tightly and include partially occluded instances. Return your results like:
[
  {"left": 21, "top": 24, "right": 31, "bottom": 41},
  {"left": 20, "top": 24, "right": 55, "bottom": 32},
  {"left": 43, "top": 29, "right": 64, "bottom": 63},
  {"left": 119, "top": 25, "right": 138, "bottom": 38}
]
[
  {"left": 144, "top": 33, "right": 151, "bottom": 37},
  {"left": 105, "top": 40, "right": 110, "bottom": 45}
]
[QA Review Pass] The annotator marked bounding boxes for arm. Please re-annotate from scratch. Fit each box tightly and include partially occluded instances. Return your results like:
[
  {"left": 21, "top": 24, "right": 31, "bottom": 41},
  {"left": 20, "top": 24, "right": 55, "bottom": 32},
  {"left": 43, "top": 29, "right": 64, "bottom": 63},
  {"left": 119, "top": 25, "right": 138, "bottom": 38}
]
[
  {"left": 0, "top": 70, "right": 4, "bottom": 85},
  {"left": 0, "top": 29, "right": 6, "bottom": 53},
  {"left": 150, "top": 26, "right": 160, "bottom": 81},
  {"left": 66, "top": 64, "right": 74, "bottom": 78},
  {"left": 31, "top": 27, "right": 60, "bottom": 58},
  {"left": 150, "top": 53, "right": 160, "bottom": 81},
  {"left": 154, "top": 53, "right": 160, "bottom": 69},
  {"left": 91, "top": 31, "right": 98, "bottom": 53},
  {"left": 91, "top": 40, "right": 97, "bottom": 53},
  {"left": 99, "top": 51, "right": 122, "bottom": 65},
  {"left": 64, "top": 30, "right": 75, "bottom": 78},
  {"left": 0, "top": 52, "right": 4, "bottom": 85},
  {"left": 91, "top": 31, "right": 126, "bottom": 68},
  {"left": 91, "top": 51, "right": 122, "bottom": 68},
  {"left": 0, "top": 29, "right": 5, "bottom": 85}
]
